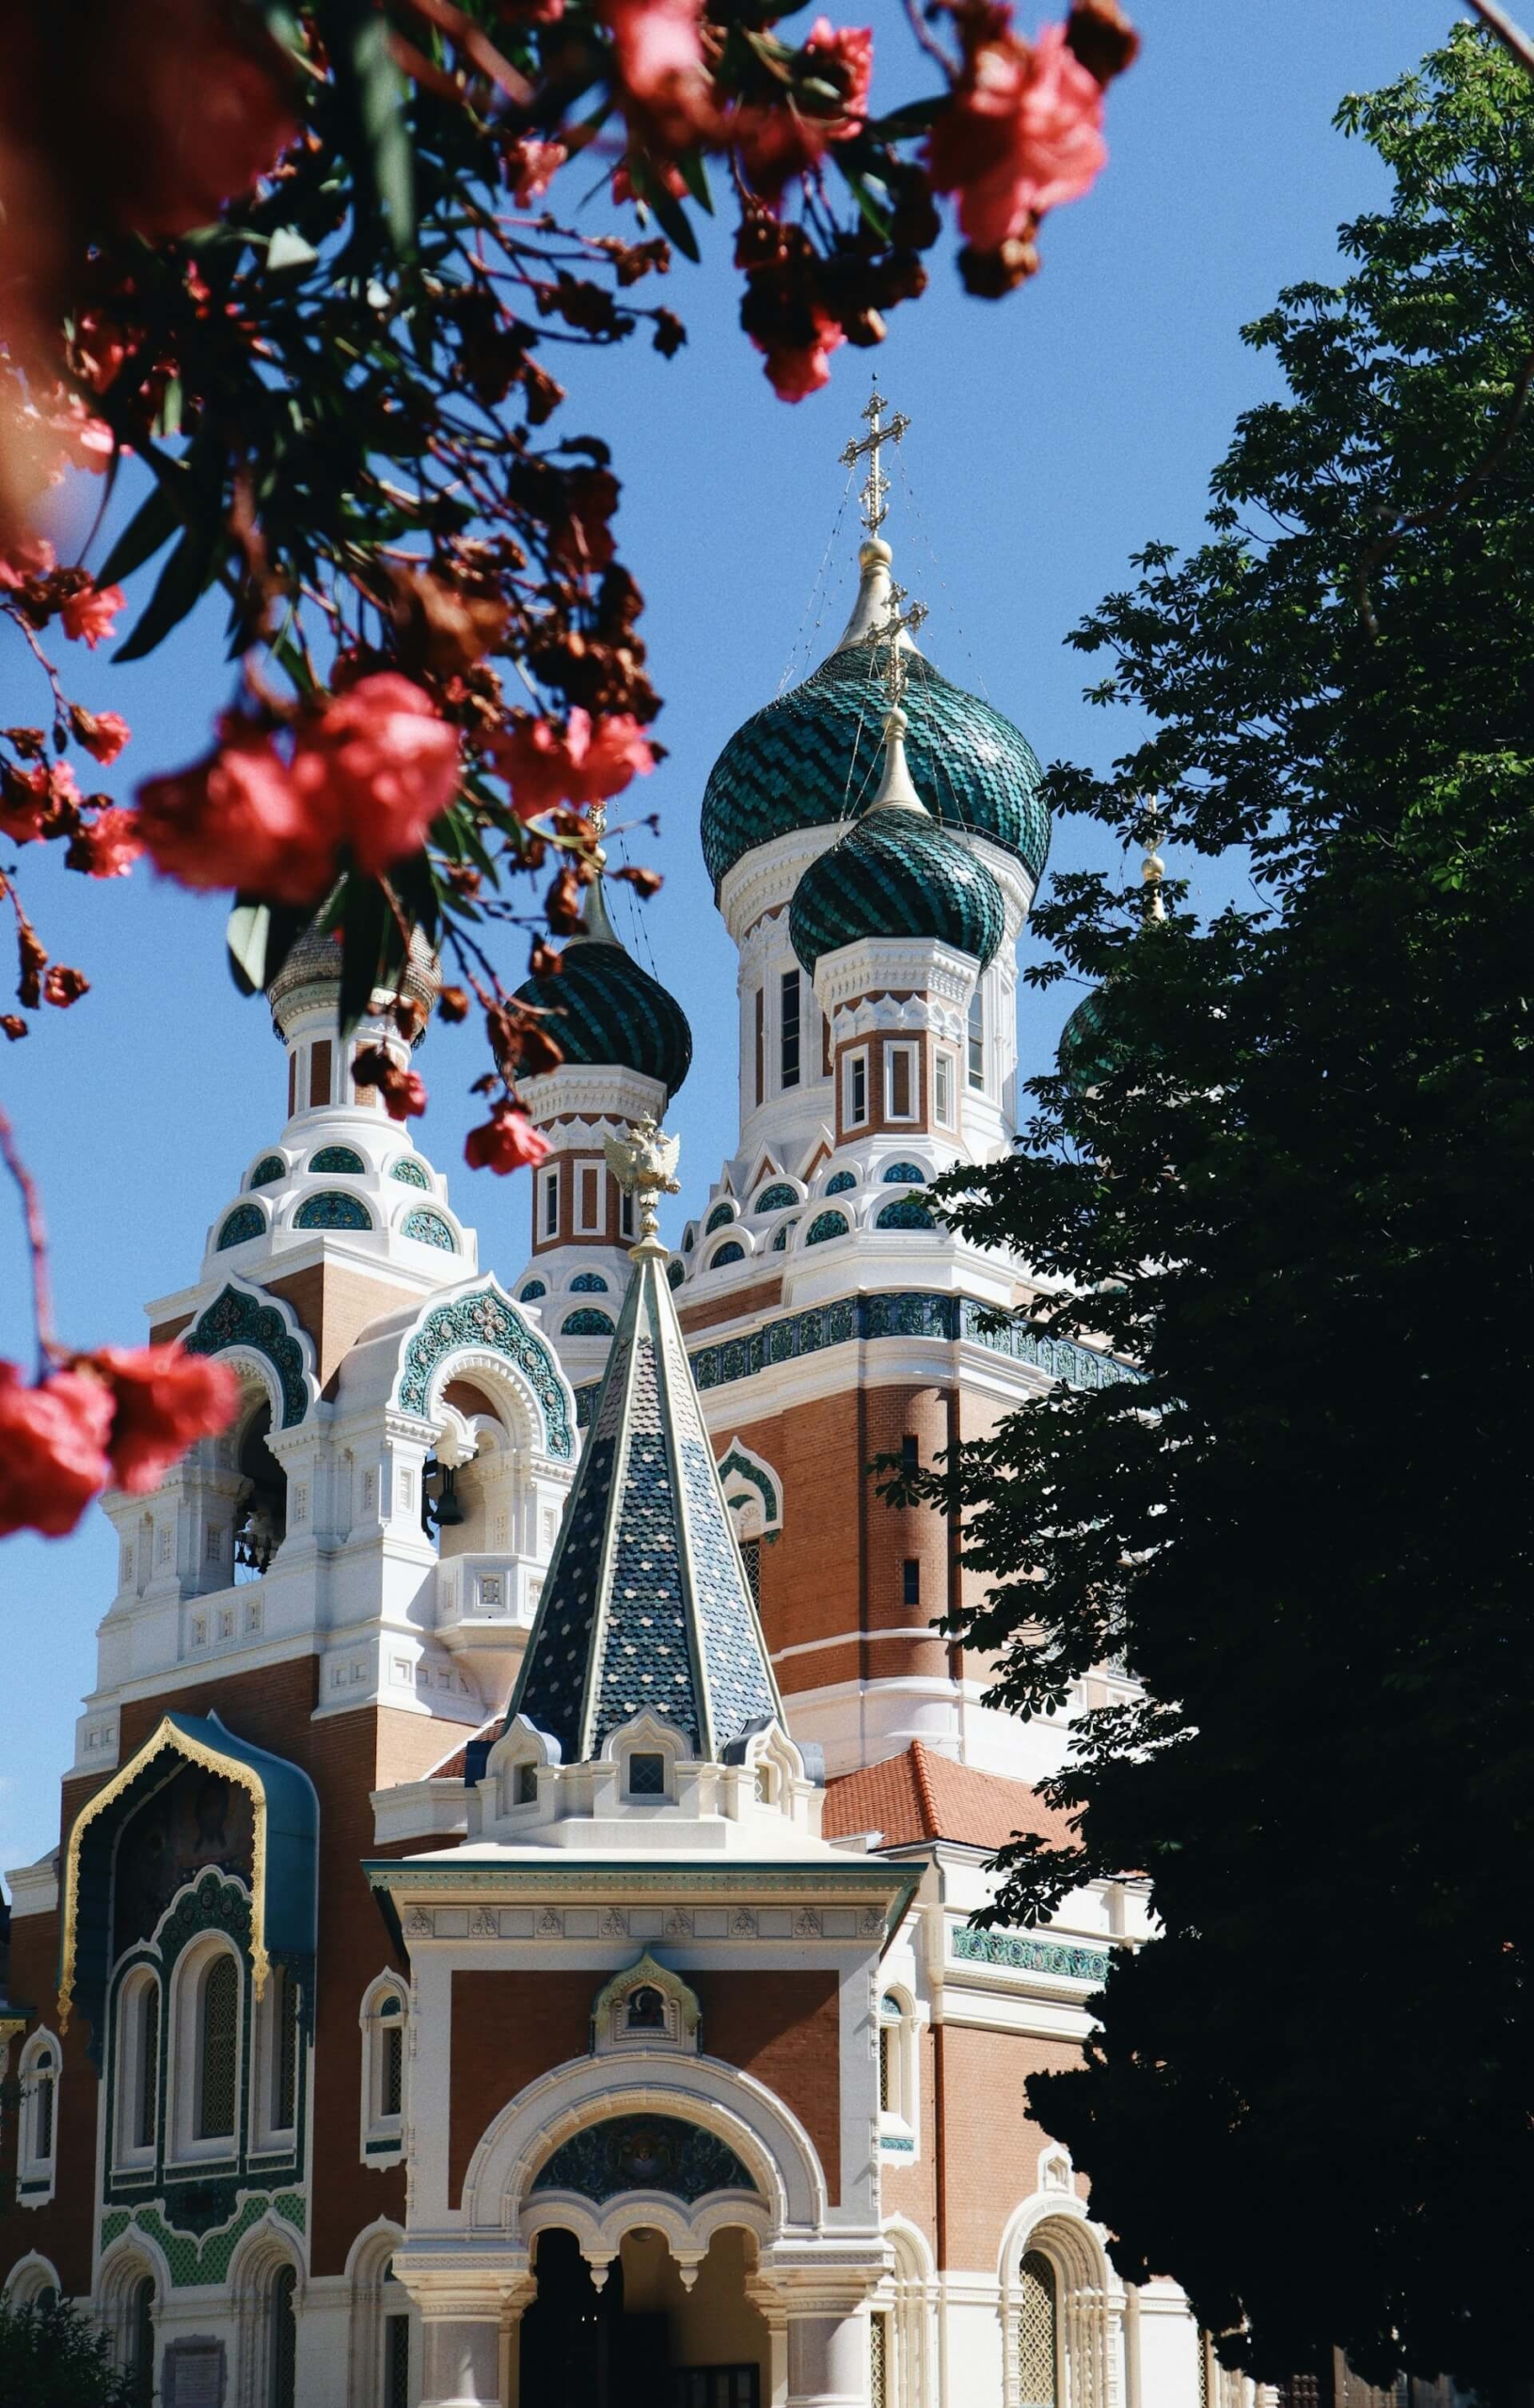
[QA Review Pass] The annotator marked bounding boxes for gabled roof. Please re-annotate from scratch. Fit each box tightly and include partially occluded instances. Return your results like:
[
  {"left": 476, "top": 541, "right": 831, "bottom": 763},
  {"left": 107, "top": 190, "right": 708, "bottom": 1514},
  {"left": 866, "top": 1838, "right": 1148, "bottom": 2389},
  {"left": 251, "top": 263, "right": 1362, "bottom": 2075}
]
[
  {"left": 823, "top": 1741, "right": 1076, "bottom": 1854},
  {"left": 504, "top": 1235, "right": 783, "bottom": 1766}
]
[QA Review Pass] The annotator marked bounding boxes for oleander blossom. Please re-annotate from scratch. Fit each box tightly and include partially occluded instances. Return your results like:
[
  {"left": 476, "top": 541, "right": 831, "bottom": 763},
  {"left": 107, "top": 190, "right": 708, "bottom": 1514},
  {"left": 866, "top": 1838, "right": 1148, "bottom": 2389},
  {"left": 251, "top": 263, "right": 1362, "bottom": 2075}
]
[
  {"left": 0, "top": 1361, "right": 116, "bottom": 1539},
  {"left": 69, "top": 809, "right": 142, "bottom": 879},
  {"left": 101, "top": 0, "right": 300, "bottom": 238},
  {"left": 801, "top": 20, "right": 873, "bottom": 133},
  {"left": 74, "top": 708, "right": 132, "bottom": 765},
  {"left": 135, "top": 676, "right": 460, "bottom": 903},
  {"left": 86, "top": 1343, "right": 240, "bottom": 1494},
  {"left": 600, "top": 0, "right": 714, "bottom": 139},
  {"left": 756, "top": 311, "right": 846, "bottom": 403},
  {"left": 465, "top": 1104, "right": 552, "bottom": 1174},
  {"left": 353, "top": 1045, "right": 428, "bottom": 1123},
  {"left": 493, "top": 707, "right": 656, "bottom": 820},
  {"left": 0, "top": 535, "right": 56, "bottom": 589},
  {"left": 60, "top": 581, "right": 125, "bottom": 647},
  {"left": 926, "top": 17, "right": 1107, "bottom": 250}
]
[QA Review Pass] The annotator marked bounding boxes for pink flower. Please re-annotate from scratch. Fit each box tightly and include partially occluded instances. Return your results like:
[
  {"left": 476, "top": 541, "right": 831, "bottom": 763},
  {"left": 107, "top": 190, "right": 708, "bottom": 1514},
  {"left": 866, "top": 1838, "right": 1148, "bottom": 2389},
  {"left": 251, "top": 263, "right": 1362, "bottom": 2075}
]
[
  {"left": 61, "top": 581, "right": 126, "bottom": 648},
  {"left": 74, "top": 709, "right": 132, "bottom": 766},
  {"left": 507, "top": 138, "right": 568, "bottom": 204},
  {"left": 352, "top": 1044, "right": 428, "bottom": 1123},
  {"left": 0, "top": 766, "right": 51, "bottom": 845},
  {"left": 754, "top": 314, "right": 846, "bottom": 402},
  {"left": 85, "top": 1343, "right": 239, "bottom": 1495},
  {"left": 800, "top": 19, "right": 873, "bottom": 133},
  {"left": 48, "top": 396, "right": 115, "bottom": 477},
  {"left": 113, "top": 3, "right": 299, "bottom": 238},
  {"left": 134, "top": 726, "right": 337, "bottom": 905},
  {"left": 492, "top": 707, "right": 656, "bottom": 820},
  {"left": 600, "top": 0, "right": 713, "bottom": 135},
  {"left": 292, "top": 673, "right": 461, "bottom": 877},
  {"left": 0, "top": 1361, "right": 116, "bottom": 1539},
  {"left": 69, "top": 809, "right": 143, "bottom": 879},
  {"left": 926, "top": 18, "right": 1107, "bottom": 250},
  {"left": 465, "top": 1103, "right": 552, "bottom": 1174},
  {"left": 0, "top": 535, "right": 56, "bottom": 590}
]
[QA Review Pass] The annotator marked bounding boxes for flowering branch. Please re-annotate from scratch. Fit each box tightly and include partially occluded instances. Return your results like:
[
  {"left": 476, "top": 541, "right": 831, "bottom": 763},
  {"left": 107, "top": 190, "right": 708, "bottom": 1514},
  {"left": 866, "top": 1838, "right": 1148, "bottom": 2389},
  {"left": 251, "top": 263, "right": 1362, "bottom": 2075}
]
[{"left": 0, "top": 1101, "right": 55, "bottom": 1373}]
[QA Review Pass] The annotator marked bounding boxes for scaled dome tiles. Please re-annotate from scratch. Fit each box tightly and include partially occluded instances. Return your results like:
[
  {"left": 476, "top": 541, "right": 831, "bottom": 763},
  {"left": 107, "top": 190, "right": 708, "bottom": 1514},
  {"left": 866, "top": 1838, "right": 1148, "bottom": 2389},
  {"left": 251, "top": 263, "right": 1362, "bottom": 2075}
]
[
  {"left": 789, "top": 803, "right": 1005, "bottom": 974},
  {"left": 515, "top": 940, "right": 692, "bottom": 1096},
  {"left": 701, "top": 639, "right": 1050, "bottom": 892}
]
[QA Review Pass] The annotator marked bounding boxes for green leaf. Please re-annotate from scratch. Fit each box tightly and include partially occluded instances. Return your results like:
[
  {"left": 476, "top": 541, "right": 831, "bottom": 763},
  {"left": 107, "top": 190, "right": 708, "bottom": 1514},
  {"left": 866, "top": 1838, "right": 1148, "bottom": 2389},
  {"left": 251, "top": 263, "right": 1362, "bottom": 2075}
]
[
  {"left": 838, "top": 163, "right": 894, "bottom": 243},
  {"left": 349, "top": 14, "right": 415, "bottom": 257},
  {"left": 865, "top": 98, "right": 945, "bottom": 139},
  {"left": 677, "top": 148, "right": 715, "bottom": 214},
  {"left": 627, "top": 156, "right": 700, "bottom": 263},
  {"left": 96, "top": 476, "right": 184, "bottom": 590},
  {"left": 226, "top": 900, "right": 309, "bottom": 997},
  {"left": 337, "top": 876, "right": 395, "bottom": 1035},
  {"left": 111, "top": 521, "right": 221, "bottom": 662}
]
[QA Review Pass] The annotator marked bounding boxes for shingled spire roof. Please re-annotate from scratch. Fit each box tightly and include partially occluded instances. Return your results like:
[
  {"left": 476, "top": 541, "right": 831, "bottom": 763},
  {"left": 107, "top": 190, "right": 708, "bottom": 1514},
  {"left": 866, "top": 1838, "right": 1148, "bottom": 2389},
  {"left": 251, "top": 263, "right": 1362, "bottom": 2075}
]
[{"left": 503, "top": 1123, "right": 783, "bottom": 1766}]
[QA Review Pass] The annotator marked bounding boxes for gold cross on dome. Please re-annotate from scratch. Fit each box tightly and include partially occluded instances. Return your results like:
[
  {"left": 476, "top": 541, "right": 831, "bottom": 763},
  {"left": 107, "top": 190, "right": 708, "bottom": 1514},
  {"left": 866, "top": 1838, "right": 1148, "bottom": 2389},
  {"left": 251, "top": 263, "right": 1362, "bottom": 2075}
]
[{"left": 840, "top": 386, "right": 911, "bottom": 536}]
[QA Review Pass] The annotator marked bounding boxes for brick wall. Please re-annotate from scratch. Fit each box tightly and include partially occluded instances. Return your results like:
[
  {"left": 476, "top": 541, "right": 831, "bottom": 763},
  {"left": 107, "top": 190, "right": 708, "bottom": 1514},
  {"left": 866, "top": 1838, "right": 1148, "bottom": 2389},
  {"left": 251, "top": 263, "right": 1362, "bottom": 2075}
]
[
  {"left": 449, "top": 1972, "right": 595, "bottom": 2204},
  {"left": 935, "top": 2023, "right": 1083, "bottom": 2274},
  {"left": 690, "top": 1971, "right": 842, "bottom": 2205}
]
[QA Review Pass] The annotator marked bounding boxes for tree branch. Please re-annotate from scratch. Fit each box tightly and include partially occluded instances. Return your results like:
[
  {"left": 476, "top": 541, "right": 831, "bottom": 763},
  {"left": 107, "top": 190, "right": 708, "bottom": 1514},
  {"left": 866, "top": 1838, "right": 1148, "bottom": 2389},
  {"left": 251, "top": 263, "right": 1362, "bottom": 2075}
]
[
  {"left": 1466, "top": 0, "right": 1534, "bottom": 80},
  {"left": 0, "top": 1103, "right": 56, "bottom": 1373},
  {"left": 1355, "top": 341, "right": 1534, "bottom": 637}
]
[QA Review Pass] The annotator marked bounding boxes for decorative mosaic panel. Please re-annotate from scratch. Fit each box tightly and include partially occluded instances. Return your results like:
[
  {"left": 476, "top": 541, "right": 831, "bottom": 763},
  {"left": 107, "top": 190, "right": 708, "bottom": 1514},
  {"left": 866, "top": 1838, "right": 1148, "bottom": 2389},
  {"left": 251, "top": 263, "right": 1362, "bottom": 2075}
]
[
  {"left": 877, "top": 1196, "right": 935, "bottom": 1230},
  {"left": 753, "top": 1183, "right": 798, "bottom": 1212},
  {"left": 183, "top": 1286, "right": 308, "bottom": 1425},
  {"left": 951, "top": 1927, "right": 1111, "bottom": 1982},
  {"left": 570, "top": 1271, "right": 609, "bottom": 1293},
  {"left": 100, "top": 2190, "right": 306, "bottom": 2288},
  {"left": 563, "top": 1307, "right": 616, "bottom": 1337},
  {"left": 216, "top": 1204, "right": 264, "bottom": 1251},
  {"left": 531, "top": 2114, "right": 755, "bottom": 2204},
  {"left": 294, "top": 1189, "right": 372, "bottom": 1232},
  {"left": 390, "top": 1155, "right": 431, "bottom": 1186},
  {"left": 402, "top": 1208, "right": 457, "bottom": 1252},
  {"left": 771, "top": 1224, "right": 793, "bottom": 1252},
  {"left": 882, "top": 1161, "right": 927, "bottom": 1183},
  {"left": 705, "top": 1202, "right": 735, "bottom": 1234},
  {"left": 824, "top": 1169, "right": 858, "bottom": 1195},
  {"left": 805, "top": 1211, "right": 849, "bottom": 1246},
  {"left": 687, "top": 1291, "right": 1139, "bottom": 1399},
  {"left": 397, "top": 1285, "right": 574, "bottom": 1456},
  {"left": 308, "top": 1145, "right": 365, "bottom": 1174},
  {"left": 710, "top": 1242, "right": 745, "bottom": 1268},
  {"left": 249, "top": 1156, "right": 286, "bottom": 1188}
]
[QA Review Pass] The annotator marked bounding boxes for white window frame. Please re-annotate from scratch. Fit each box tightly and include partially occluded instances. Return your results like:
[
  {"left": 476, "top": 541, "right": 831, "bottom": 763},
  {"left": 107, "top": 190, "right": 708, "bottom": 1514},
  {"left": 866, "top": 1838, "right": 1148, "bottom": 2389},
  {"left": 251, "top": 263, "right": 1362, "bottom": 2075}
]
[
  {"left": 249, "top": 1961, "right": 300, "bottom": 2157},
  {"left": 934, "top": 1050, "right": 955, "bottom": 1130},
  {"left": 167, "top": 1935, "right": 245, "bottom": 2167},
  {"left": 575, "top": 1160, "right": 605, "bottom": 1236},
  {"left": 112, "top": 1967, "right": 162, "bottom": 2173},
  {"left": 539, "top": 1164, "right": 560, "bottom": 1242},
  {"left": 17, "top": 2030, "right": 60, "bottom": 2204},
  {"left": 619, "top": 1186, "right": 636, "bottom": 1241},
  {"left": 967, "top": 985, "right": 987, "bottom": 1092},
  {"left": 878, "top": 1988, "right": 922, "bottom": 2159},
  {"left": 359, "top": 1976, "right": 408, "bottom": 2164},
  {"left": 844, "top": 1049, "right": 870, "bottom": 1131},
  {"left": 885, "top": 1042, "right": 919, "bottom": 1125}
]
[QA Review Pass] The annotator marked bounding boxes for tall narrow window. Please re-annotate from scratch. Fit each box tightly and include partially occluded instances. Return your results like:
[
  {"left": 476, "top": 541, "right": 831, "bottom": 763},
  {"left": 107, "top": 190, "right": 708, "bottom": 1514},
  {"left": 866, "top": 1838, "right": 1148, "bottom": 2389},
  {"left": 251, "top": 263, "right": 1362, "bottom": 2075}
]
[
  {"left": 739, "top": 1537, "right": 761, "bottom": 1608},
  {"left": 381, "top": 2009, "right": 403, "bottom": 2119},
  {"left": 780, "top": 970, "right": 801, "bottom": 1089},
  {"left": 934, "top": 1051, "right": 954, "bottom": 1128},
  {"left": 198, "top": 1956, "right": 239, "bottom": 2142},
  {"left": 846, "top": 1053, "right": 868, "bottom": 1129},
  {"left": 136, "top": 1983, "right": 160, "bottom": 2149},
  {"left": 887, "top": 1044, "right": 915, "bottom": 1121},
  {"left": 270, "top": 2265, "right": 298, "bottom": 2408},
  {"left": 309, "top": 1038, "right": 333, "bottom": 1109},
  {"left": 878, "top": 2022, "right": 894, "bottom": 2112},
  {"left": 385, "top": 2313, "right": 411, "bottom": 2408},
  {"left": 903, "top": 1559, "right": 921, "bottom": 1608},
  {"left": 363, "top": 1980, "right": 408, "bottom": 2157},
  {"left": 901, "top": 1434, "right": 919, "bottom": 1475},
  {"left": 129, "top": 2276, "right": 156, "bottom": 2404},
  {"left": 620, "top": 1187, "right": 635, "bottom": 1241},
  {"left": 1017, "top": 2252, "right": 1058, "bottom": 2408},
  {"left": 577, "top": 1162, "right": 603, "bottom": 1233},
  {"left": 754, "top": 988, "right": 765, "bottom": 1107},
  {"left": 967, "top": 988, "right": 985, "bottom": 1089},
  {"left": 33, "top": 2048, "right": 55, "bottom": 2162},
  {"left": 271, "top": 1966, "right": 298, "bottom": 2133},
  {"left": 540, "top": 1164, "right": 560, "bottom": 1241},
  {"left": 287, "top": 1053, "right": 297, "bottom": 1117}
]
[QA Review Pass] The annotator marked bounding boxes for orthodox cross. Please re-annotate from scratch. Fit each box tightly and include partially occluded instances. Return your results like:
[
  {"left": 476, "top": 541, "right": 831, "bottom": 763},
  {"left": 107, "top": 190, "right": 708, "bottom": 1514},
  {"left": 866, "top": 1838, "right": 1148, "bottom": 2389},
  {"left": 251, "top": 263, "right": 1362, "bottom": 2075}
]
[
  {"left": 840, "top": 386, "right": 911, "bottom": 536},
  {"left": 879, "top": 585, "right": 927, "bottom": 713}
]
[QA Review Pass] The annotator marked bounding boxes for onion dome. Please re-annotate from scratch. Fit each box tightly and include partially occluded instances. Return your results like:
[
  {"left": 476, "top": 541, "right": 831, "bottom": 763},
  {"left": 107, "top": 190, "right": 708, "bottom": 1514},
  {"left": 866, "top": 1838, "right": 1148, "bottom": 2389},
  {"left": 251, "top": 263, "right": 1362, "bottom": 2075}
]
[
  {"left": 702, "top": 540, "right": 1049, "bottom": 894},
  {"left": 788, "top": 705, "right": 1005, "bottom": 975},
  {"left": 1056, "top": 987, "right": 1118, "bottom": 1097},
  {"left": 268, "top": 911, "right": 441, "bottom": 1041},
  {"left": 514, "top": 871, "right": 692, "bottom": 1097}
]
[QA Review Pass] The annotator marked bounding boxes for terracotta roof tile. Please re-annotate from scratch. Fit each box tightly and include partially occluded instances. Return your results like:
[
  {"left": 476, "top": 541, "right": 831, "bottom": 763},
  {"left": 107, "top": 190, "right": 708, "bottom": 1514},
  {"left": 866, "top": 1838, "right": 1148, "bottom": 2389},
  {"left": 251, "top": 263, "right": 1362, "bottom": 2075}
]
[{"left": 822, "top": 1741, "right": 1075, "bottom": 1853}]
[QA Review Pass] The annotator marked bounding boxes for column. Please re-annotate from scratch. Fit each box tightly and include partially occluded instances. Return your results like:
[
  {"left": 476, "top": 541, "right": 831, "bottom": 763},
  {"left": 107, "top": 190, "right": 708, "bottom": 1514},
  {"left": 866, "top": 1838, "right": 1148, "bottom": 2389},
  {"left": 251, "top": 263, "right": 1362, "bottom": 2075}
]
[
  {"left": 785, "top": 2304, "right": 871, "bottom": 2408},
  {"left": 398, "top": 2263, "right": 534, "bottom": 2408}
]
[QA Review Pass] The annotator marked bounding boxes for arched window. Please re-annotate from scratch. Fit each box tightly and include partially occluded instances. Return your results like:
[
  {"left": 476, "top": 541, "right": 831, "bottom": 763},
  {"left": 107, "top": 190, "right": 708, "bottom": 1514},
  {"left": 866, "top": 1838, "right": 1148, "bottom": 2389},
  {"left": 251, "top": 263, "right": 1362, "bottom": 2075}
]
[
  {"left": 1017, "top": 2251, "right": 1058, "bottom": 2408},
  {"left": 18, "top": 2035, "right": 59, "bottom": 2194},
  {"left": 128, "top": 2274, "right": 155, "bottom": 2403},
  {"left": 251, "top": 1962, "right": 300, "bottom": 2151},
  {"left": 625, "top": 1986, "right": 666, "bottom": 2031},
  {"left": 269, "top": 2263, "right": 298, "bottom": 2408},
  {"left": 198, "top": 1955, "right": 239, "bottom": 2141},
  {"left": 360, "top": 1978, "right": 408, "bottom": 2161},
  {"left": 114, "top": 1969, "right": 161, "bottom": 2167},
  {"left": 234, "top": 1400, "right": 287, "bottom": 1580},
  {"left": 877, "top": 1991, "right": 919, "bottom": 2153}
]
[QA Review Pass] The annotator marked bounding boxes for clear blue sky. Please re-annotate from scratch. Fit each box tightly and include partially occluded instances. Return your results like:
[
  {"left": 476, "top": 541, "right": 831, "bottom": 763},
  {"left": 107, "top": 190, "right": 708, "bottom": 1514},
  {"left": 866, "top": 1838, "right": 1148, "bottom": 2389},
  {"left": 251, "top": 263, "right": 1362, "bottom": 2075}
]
[{"left": 0, "top": 0, "right": 1459, "bottom": 1881}]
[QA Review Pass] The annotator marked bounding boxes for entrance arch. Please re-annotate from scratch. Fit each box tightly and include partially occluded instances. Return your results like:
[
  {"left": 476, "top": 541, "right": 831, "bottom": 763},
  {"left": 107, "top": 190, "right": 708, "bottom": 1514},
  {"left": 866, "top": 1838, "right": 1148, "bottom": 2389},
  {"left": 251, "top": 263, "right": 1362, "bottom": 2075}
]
[{"left": 514, "top": 2224, "right": 770, "bottom": 2408}]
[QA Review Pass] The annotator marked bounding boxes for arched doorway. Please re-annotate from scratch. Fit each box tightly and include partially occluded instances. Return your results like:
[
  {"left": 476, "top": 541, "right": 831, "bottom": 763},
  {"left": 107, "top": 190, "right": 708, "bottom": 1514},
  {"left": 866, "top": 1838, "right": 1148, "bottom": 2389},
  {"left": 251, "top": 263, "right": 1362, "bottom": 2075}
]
[{"left": 515, "top": 2228, "right": 767, "bottom": 2408}]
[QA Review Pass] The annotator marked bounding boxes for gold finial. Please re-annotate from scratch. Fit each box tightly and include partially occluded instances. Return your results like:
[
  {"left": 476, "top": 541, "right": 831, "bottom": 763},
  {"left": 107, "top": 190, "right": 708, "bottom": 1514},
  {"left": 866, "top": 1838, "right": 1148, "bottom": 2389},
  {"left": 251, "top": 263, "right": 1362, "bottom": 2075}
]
[
  {"left": 840, "top": 382, "right": 911, "bottom": 538},
  {"left": 1139, "top": 804, "right": 1166, "bottom": 923},
  {"left": 603, "top": 1114, "right": 681, "bottom": 1252}
]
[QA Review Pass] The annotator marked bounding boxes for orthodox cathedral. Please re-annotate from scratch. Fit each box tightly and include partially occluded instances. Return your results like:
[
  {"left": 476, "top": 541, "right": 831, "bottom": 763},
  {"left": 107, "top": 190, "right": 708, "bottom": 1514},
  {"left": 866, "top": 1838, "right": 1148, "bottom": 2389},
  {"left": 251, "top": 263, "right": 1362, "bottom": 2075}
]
[{"left": 0, "top": 407, "right": 1225, "bottom": 2408}]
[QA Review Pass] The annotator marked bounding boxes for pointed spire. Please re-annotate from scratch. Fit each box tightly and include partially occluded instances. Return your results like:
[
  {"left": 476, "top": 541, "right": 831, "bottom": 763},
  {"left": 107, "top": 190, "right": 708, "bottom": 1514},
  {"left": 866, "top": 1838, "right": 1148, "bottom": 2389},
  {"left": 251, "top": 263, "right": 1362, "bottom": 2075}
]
[
  {"left": 503, "top": 1123, "right": 783, "bottom": 1766},
  {"left": 567, "top": 802, "right": 625, "bottom": 950},
  {"left": 869, "top": 703, "right": 928, "bottom": 816}
]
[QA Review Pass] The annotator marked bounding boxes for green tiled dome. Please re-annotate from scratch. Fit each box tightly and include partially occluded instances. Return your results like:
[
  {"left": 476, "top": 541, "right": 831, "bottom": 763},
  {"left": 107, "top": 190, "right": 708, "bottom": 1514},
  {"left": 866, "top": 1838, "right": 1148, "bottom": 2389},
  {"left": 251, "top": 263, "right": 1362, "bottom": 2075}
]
[
  {"left": 702, "top": 640, "right": 1049, "bottom": 892},
  {"left": 1056, "top": 987, "right": 1117, "bottom": 1097},
  {"left": 789, "top": 806, "right": 1004, "bottom": 974},
  {"left": 514, "top": 939, "right": 692, "bottom": 1096}
]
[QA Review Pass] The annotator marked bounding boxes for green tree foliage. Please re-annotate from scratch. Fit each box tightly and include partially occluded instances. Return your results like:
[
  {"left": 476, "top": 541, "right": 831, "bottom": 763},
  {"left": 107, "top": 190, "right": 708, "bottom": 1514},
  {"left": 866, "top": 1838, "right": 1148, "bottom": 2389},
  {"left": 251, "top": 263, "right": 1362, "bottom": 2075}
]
[
  {"left": 0, "top": 2295, "right": 143, "bottom": 2407},
  {"left": 887, "top": 27, "right": 1534, "bottom": 2392}
]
